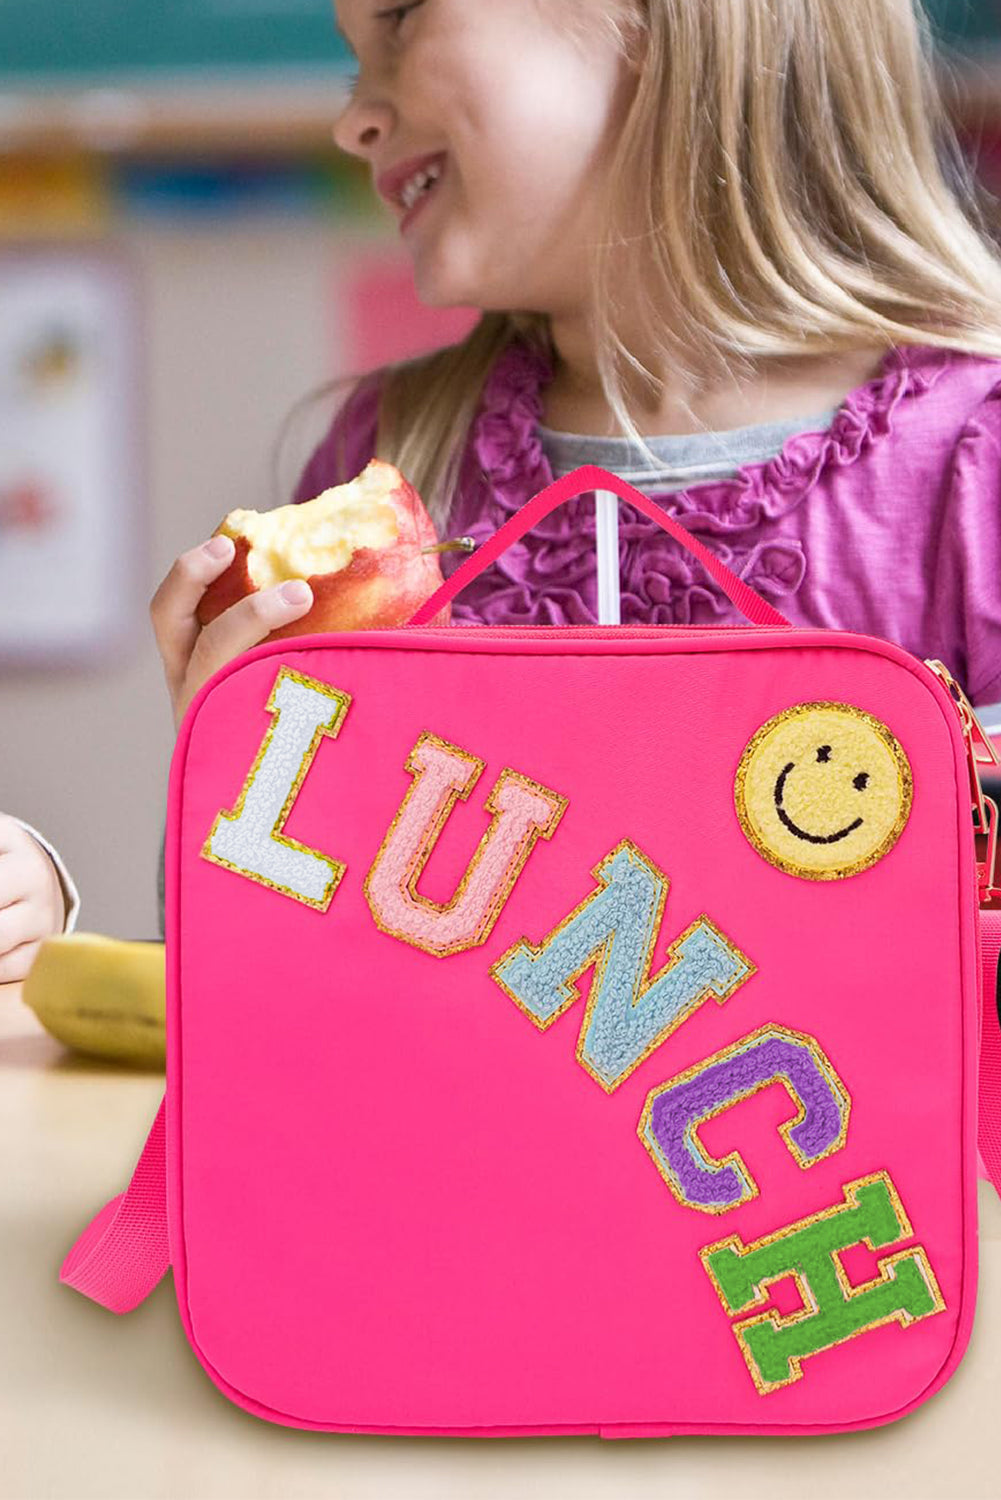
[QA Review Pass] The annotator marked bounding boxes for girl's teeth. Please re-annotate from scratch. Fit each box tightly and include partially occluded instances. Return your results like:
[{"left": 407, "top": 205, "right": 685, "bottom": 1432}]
[{"left": 401, "top": 164, "right": 442, "bottom": 211}]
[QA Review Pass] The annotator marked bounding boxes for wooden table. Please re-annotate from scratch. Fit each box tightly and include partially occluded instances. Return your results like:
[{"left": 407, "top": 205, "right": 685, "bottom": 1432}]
[{"left": 2, "top": 983, "right": 1000, "bottom": 1500}]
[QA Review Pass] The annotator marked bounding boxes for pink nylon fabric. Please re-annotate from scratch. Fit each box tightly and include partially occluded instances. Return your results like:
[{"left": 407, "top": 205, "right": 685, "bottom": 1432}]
[
  {"left": 153, "top": 624, "right": 979, "bottom": 1434},
  {"left": 57, "top": 469, "right": 993, "bottom": 1433},
  {"left": 59, "top": 1098, "right": 168, "bottom": 1313},
  {"left": 409, "top": 464, "right": 792, "bottom": 628},
  {"left": 58, "top": 908, "right": 1001, "bottom": 1352}
]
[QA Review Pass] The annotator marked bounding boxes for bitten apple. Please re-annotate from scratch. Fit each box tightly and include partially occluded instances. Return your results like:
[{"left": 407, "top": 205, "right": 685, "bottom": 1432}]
[{"left": 196, "top": 459, "right": 452, "bottom": 640}]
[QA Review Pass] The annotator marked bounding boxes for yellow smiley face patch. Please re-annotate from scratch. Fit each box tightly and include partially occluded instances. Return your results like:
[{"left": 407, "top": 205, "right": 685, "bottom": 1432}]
[{"left": 734, "top": 702, "right": 913, "bottom": 880}]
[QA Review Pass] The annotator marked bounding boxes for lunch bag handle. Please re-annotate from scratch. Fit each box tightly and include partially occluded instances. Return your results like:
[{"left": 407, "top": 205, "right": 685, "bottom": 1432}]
[
  {"left": 408, "top": 464, "right": 793, "bottom": 628},
  {"left": 57, "top": 910, "right": 1001, "bottom": 1314}
]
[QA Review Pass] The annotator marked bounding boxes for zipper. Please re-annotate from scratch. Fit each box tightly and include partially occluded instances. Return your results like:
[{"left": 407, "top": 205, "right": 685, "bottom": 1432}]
[
  {"left": 926, "top": 658, "right": 1001, "bottom": 907},
  {"left": 413, "top": 622, "right": 790, "bottom": 636}
]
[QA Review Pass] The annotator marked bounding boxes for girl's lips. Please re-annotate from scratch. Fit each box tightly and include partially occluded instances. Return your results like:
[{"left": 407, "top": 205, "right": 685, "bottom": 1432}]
[
  {"left": 400, "top": 158, "right": 447, "bottom": 233},
  {"left": 376, "top": 150, "right": 447, "bottom": 207}
]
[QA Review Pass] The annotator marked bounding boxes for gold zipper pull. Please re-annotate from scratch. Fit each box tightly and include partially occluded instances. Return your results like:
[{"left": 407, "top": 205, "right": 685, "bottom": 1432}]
[{"left": 926, "top": 658, "right": 1000, "bottom": 905}]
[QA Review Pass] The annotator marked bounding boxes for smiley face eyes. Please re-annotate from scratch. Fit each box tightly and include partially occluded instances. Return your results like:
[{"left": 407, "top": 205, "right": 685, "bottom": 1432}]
[{"left": 815, "top": 743, "right": 869, "bottom": 791}]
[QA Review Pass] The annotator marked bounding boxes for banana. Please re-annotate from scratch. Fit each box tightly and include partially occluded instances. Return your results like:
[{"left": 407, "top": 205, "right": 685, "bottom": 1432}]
[{"left": 22, "top": 932, "right": 165, "bottom": 1069}]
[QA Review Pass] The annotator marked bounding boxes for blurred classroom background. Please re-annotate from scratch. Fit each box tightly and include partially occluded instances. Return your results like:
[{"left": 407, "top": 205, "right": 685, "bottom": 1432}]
[{"left": 0, "top": 0, "right": 999, "bottom": 940}]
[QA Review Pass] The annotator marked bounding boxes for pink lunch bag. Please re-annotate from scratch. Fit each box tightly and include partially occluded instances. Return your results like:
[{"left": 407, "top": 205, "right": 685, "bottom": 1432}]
[{"left": 60, "top": 463, "right": 1001, "bottom": 1438}]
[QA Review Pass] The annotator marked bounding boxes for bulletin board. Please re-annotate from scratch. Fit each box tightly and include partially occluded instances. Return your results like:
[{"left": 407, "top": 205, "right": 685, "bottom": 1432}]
[{"left": 0, "top": 245, "right": 146, "bottom": 665}]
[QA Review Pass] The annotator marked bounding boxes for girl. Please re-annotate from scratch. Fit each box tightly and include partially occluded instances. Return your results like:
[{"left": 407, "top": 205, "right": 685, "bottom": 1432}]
[{"left": 153, "top": 0, "right": 1001, "bottom": 735}]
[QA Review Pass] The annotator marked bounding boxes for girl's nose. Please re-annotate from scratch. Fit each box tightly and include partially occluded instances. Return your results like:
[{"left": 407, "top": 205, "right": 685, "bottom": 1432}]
[{"left": 332, "top": 88, "right": 394, "bottom": 159}]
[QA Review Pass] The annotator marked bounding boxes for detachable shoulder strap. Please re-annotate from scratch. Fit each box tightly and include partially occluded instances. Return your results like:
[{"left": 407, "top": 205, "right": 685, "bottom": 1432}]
[{"left": 60, "top": 912, "right": 1001, "bottom": 1314}]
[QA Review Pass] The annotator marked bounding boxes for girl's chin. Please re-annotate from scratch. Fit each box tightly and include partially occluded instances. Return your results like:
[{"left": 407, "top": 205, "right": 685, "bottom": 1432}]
[
  {"left": 411, "top": 267, "right": 461, "bottom": 308},
  {"left": 410, "top": 250, "right": 477, "bottom": 309},
  {"left": 409, "top": 229, "right": 529, "bottom": 314}
]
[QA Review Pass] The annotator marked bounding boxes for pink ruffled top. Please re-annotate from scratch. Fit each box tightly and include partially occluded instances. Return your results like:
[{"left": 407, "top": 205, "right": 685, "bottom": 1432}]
[{"left": 292, "top": 338, "right": 1001, "bottom": 707}]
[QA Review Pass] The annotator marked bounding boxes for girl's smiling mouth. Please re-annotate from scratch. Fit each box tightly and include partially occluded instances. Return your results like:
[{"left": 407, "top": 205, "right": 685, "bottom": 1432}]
[
  {"left": 773, "top": 761, "right": 865, "bottom": 845},
  {"left": 399, "top": 157, "right": 448, "bottom": 233}
]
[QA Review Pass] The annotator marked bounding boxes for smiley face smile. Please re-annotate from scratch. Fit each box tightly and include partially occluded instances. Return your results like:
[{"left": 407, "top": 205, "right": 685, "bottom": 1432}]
[{"left": 773, "top": 752, "right": 866, "bottom": 844}]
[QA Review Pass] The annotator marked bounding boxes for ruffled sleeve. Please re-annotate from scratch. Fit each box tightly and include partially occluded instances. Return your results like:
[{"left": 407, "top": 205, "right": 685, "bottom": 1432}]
[
  {"left": 933, "top": 379, "right": 1001, "bottom": 708},
  {"left": 291, "top": 374, "right": 382, "bottom": 504}
]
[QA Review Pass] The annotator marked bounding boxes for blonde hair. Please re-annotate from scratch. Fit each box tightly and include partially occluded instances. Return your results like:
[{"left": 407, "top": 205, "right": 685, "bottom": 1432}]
[{"left": 278, "top": 0, "right": 1001, "bottom": 537}]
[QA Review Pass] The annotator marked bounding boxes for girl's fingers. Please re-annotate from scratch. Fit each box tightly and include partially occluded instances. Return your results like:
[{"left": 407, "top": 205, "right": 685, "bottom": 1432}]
[
  {"left": 148, "top": 535, "right": 236, "bottom": 692},
  {"left": 0, "top": 854, "right": 23, "bottom": 911},
  {"left": 175, "top": 578, "right": 314, "bottom": 728},
  {"left": 0, "top": 839, "right": 63, "bottom": 934},
  {"left": 0, "top": 937, "right": 43, "bottom": 986},
  {"left": 0, "top": 835, "right": 44, "bottom": 909},
  {"left": 0, "top": 899, "right": 33, "bottom": 956}
]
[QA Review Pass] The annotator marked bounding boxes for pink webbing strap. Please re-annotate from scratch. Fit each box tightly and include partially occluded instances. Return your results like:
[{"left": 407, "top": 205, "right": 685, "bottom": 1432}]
[
  {"left": 408, "top": 464, "right": 792, "bottom": 628},
  {"left": 979, "top": 907, "right": 1001, "bottom": 1196},
  {"left": 57, "top": 916, "right": 1001, "bottom": 1315},
  {"left": 59, "top": 1095, "right": 168, "bottom": 1313}
]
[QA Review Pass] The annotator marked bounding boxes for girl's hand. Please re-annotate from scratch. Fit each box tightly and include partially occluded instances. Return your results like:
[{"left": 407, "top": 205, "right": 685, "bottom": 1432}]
[
  {"left": 149, "top": 535, "right": 314, "bottom": 733},
  {"left": 0, "top": 814, "right": 67, "bottom": 984}
]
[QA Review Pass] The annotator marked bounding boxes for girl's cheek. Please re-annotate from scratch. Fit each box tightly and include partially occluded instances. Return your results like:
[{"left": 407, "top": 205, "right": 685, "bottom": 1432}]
[{"left": 402, "top": 49, "right": 459, "bottom": 133}]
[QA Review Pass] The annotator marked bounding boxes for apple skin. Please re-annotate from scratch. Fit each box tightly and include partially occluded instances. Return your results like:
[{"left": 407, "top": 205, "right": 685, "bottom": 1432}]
[{"left": 196, "top": 461, "right": 453, "bottom": 639}]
